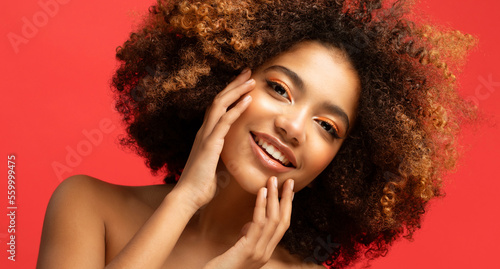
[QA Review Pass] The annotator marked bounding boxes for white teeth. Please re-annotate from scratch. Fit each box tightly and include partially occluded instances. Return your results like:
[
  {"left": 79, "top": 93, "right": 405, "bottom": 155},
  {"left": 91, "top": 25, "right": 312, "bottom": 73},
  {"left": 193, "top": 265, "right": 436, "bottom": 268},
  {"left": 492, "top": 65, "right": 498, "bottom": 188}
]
[
  {"left": 253, "top": 135, "right": 291, "bottom": 166},
  {"left": 267, "top": 145, "right": 275, "bottom": 155},
  {"left": 271, "top": 149, "right": 281, "bottom": 160}
]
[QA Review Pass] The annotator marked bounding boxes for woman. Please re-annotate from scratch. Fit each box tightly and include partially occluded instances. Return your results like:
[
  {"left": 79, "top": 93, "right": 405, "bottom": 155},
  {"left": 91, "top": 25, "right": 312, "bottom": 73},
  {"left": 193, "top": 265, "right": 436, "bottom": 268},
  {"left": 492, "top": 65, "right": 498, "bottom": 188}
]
[{"left": 37, "top": 0, "right": 476, "bottom": 268}]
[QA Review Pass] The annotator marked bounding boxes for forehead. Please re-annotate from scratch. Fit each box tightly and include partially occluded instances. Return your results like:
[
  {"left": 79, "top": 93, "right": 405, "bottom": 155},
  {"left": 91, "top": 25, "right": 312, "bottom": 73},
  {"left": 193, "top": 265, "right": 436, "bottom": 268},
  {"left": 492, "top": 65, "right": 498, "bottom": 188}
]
[{"left": 258, "top": 41, "right": 360, "bottom": 125}]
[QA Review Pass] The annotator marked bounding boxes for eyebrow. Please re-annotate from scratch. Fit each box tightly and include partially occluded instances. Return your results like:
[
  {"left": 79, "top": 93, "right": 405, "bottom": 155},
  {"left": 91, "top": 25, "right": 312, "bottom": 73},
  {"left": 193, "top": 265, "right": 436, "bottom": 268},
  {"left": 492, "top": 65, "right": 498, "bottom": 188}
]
[{"left": 263, "top": 65, "right": 351, "bottom": 133}]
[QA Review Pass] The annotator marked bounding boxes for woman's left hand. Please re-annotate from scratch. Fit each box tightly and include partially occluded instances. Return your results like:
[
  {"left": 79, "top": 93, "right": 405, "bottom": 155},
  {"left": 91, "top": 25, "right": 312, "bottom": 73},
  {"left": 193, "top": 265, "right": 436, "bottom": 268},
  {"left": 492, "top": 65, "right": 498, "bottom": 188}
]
[{"left": 203, "top": 177, "right": 295, "bottom": 269}]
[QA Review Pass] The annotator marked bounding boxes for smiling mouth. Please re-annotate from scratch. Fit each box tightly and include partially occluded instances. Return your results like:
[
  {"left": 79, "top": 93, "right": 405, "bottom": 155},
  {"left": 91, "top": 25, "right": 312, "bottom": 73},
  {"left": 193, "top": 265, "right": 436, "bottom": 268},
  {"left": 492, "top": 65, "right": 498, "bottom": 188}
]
[{"left": 251, "top": 133, "right": 294, "bottom": 168}]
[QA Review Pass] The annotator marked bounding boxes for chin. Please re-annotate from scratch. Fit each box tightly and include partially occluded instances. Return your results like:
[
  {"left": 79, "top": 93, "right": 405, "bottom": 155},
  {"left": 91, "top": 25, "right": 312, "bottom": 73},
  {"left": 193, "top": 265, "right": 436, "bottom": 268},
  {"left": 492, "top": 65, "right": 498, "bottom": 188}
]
[
  {"left": 235, "top": 178, "right": 262, "bottom": 195},
  {"left": 222, "top": 157, "right": 268, "bottom": 195}
]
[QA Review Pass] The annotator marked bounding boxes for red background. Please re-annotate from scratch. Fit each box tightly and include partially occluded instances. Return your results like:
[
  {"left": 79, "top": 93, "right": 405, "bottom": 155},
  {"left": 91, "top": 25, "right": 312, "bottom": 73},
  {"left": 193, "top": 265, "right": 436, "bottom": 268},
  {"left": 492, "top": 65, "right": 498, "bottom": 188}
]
[{"left": 1, "top": 0, "right": 499, "bottom": 268}]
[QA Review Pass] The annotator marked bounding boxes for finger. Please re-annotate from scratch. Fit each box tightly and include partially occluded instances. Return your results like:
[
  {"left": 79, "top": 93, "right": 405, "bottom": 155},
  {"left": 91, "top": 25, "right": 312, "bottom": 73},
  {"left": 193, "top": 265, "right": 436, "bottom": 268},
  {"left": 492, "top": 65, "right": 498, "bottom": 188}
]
[
  {"left": 202, "top": 79, "right": 255, "bottom": 136},
  {"left": 252, "top": 187, "right": 267, "bottom": 229},
  {"left": 218, "top": 68, "right": 252, "bottom": 96},
  {"left": 189, "top": 94, "right": 252, "bottom": 179},
  {"left": 217, "top": 78, "right": 255, "bottom": 110},
  {"left": 266, "top": 176, "right": 280, "bottom": 219},
  {"left": 204, "top": 69, "right": 251, "bottom": 120},
  {"left": 267, "top": 179, "right": 294, "bottom": 249},
  {"left": 205, "top": 94, "right": 252, "bottom": 142},
  {"left": 244, "top": 187, "right": 267, "bottom": 246},
  {"left": 202, "top": 69, "right": 251, "bottom": 120},
  {"left": 255, "top": 177, "right": 280, "bottom": 251}
]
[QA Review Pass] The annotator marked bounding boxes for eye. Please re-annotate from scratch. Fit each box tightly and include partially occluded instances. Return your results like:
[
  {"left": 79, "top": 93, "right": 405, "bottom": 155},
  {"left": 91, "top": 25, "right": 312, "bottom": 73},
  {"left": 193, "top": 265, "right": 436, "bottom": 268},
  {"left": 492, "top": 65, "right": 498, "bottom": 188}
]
[
  {"left": 314, "top": 117, "right": 341, "bottom": 139},
  {"left": 266, "top": 79, "right": 291, "bottom": 101}
]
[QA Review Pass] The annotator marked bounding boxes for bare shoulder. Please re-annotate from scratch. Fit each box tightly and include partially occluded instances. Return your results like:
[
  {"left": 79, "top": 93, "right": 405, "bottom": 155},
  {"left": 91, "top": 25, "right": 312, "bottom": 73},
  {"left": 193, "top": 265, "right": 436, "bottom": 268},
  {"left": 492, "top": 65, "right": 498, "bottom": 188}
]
[
  {"left": 37, "top": 175, "right": 109, "bottom": 268},
  {"left": 51, "top": 174, "right": 173, "bottom": 206},
  {"left": 37, "top": 174, "right": 173, "bottom": 268}
]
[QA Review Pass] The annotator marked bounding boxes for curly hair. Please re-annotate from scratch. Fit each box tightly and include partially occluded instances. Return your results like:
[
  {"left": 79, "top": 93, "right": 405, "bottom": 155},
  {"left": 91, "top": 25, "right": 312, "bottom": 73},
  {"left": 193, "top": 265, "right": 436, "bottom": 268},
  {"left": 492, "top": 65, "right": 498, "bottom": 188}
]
[{"left": 111, "top": 0, "right": 476, "bottom": 267}]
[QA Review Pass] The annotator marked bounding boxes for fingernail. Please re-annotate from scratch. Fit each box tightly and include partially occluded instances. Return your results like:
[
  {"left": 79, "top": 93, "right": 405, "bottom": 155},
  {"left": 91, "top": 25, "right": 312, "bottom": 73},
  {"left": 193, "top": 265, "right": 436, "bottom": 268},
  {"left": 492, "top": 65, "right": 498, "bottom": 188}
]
[
  {"left": 290, "top": 179, "right": 294, "bottom": 191},
  {"left": 241, "top": 68, "right": 250, "bottom": 74},
  {"left": 242, "top": 95, "right": 252, "bottom": 103},
  {"left": 273, "top": 177, "right": 278, "bottom": 188},
  {"left": 262, "top": 188, "right": 268, "bottom": 198},
  {"left": 245, "top": 78, "right": 254, "bottom": 84}
]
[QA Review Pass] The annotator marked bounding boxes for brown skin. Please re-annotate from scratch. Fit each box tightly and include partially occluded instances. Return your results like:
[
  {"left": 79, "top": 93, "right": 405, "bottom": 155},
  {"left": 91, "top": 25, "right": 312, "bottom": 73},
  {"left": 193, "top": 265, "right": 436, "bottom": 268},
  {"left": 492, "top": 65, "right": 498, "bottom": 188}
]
[
  {"left": 37, "top": 175, "right": 318, "bottom": 268},
  {"left": 222, "top": 41, "right": 359, "bottom": 195},
  {"left": 37, "top": 41, "right": 358, "bottom": 268}
]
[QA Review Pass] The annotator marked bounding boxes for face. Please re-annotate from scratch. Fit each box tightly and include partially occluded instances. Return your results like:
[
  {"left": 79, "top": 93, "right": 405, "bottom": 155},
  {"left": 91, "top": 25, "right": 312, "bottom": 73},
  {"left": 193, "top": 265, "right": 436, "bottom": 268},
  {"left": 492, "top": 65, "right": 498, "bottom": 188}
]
[{"left": 221, "top": 41, "right": 360, "bottom": 194}]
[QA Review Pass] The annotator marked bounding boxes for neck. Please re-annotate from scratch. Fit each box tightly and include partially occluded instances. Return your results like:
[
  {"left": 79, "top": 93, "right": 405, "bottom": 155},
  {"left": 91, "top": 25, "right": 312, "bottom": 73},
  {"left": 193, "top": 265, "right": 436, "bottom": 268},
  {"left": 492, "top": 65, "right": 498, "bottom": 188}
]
[{"left": 193, "top": 161, "right": 257, "bottom": 246}]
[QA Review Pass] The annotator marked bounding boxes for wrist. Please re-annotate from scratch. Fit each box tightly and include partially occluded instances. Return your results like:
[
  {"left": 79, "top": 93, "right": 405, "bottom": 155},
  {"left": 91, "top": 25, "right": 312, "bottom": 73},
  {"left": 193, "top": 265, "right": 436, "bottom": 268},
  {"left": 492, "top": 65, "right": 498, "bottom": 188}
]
[{"left": 166, "top": 186, "right": 203, "bottom": 214}]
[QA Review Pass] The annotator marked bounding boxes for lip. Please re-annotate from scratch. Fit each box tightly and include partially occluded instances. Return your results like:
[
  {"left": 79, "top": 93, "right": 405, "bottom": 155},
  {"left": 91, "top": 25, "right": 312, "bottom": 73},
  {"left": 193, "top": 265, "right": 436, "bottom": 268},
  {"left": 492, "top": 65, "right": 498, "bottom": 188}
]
[{"left": 249, "top": 131, "right": 297, "bottom": 173}]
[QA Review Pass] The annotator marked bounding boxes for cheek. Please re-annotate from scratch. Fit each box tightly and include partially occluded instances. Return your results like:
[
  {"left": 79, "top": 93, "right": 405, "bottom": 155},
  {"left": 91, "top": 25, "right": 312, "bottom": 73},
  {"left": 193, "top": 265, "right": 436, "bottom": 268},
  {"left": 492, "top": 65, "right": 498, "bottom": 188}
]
[
  {"left": 302, "top": 140, "right": 339, "bottom": 178},
  {"left": 223, "top": 90, "right": 280, "bottom": 146},
  {"left": 293, "top": 145, "right": 337, "bottom": 191},
  {"left": 246, "top": 89, "right": 284, "bottom": 116},
  {"left": 219, "top": 99, "right": 264, "bottom": 175},
  {"left": 221, "top": 122, "right": 250, "bottom": 163},
  {"left": 227, "top": 91, "right": 268, "bottom": 130}
]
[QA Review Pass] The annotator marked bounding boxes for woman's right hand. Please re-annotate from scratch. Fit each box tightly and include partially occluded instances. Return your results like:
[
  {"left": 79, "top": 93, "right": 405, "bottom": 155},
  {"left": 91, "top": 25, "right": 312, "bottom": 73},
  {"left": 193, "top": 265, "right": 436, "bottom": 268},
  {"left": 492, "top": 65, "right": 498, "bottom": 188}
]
[
  {"left": 172, "top": 69, "right": 255, "bottom": 210},
  {"left": 203, "top": 177, "right": 295, "bottom": 269}
]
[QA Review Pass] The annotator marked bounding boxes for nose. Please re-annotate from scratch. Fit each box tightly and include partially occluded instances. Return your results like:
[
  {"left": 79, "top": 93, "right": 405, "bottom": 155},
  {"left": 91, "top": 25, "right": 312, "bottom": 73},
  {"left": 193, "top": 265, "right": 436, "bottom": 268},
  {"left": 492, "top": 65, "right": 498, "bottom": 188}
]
[{"left": 275, "top": 109, "right": 307, "bottom": 145}]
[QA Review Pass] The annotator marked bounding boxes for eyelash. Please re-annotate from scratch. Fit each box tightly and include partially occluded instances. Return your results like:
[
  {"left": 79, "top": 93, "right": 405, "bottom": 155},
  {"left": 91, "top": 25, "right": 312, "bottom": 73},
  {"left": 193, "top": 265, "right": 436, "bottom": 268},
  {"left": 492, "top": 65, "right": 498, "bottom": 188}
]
[
  {"left": 314, "top": 117, "right": 341, "bottom": 139},
  {"left": 266, "top": 79, "right": 291, "bottom": 100},
  {"left": 265, "top": 78, "right": 341, "bottom": 139}
]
